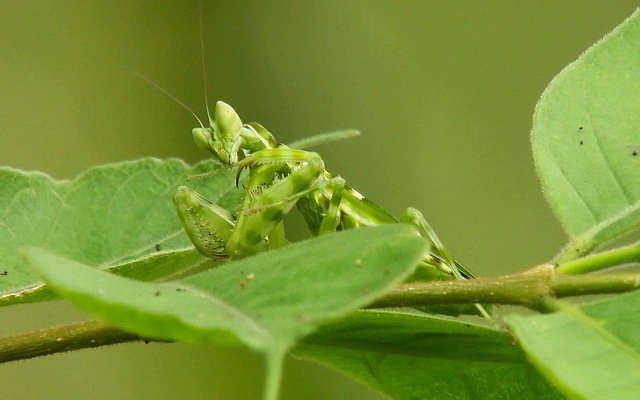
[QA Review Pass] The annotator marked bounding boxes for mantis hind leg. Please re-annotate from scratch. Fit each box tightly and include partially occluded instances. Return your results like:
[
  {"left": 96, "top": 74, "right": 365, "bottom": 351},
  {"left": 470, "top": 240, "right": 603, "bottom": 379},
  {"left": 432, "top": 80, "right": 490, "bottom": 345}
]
[
  {"left": 400, "top": 207, "right": 472, "bottom": 280},
  {"left": 402, "top": 208, "right": 492, "bottom": 318}
]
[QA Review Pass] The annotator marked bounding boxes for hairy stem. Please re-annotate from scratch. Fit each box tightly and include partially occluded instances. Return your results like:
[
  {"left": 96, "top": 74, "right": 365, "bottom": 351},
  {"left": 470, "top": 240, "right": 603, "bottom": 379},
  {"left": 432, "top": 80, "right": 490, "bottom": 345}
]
[
  {"left": 368, "top": 263, "right": 640, "bottom": 311},
  {"left": 555, "top": 241, "right": 640, "bottom": 274},
  {"left": 0, "top": 320, "right": 141, "bottom": 363},
  {"left": 2, "top": 263, "right": 639, "bottom": 364}
]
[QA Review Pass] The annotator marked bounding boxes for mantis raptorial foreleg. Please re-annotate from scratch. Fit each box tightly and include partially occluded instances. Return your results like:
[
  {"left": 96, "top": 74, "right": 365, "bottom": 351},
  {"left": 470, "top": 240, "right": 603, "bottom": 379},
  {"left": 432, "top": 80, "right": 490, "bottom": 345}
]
[
  {"left": 226, "top": 149, "right": 325, "bottom": 257},
  {"left": 173, "top": 186, "right": 239, "bottom": 259},
  {"left": 174, "top": 142, "right": 332, "bottom": 259}
]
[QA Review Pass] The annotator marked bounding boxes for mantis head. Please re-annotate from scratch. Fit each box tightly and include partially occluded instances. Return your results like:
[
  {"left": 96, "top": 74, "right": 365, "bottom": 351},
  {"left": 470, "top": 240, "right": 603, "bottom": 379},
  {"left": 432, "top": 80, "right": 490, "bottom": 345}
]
[
  {"left": 192, "top": 100, "right": 278, "bottom": 165},
  {"left": 192, "top": 100, "right": 244, "bottom": 165}
]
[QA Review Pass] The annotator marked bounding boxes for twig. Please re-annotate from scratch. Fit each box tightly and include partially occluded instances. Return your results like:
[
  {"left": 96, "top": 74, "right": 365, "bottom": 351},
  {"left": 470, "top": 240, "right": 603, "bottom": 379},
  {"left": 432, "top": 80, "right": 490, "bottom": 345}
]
[{"left": 2, "top": 263, "right": 640, "bottom": 364}]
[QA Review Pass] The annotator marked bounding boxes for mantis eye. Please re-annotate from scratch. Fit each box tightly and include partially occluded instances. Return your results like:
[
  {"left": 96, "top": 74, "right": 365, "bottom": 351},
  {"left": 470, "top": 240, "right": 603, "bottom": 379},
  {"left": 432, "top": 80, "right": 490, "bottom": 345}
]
[
  {"left": 215, "top": 101, "right": 242, "bottom": 139},
  {"left": 192, "top": 127, "right": 214, "bottom": 153}
]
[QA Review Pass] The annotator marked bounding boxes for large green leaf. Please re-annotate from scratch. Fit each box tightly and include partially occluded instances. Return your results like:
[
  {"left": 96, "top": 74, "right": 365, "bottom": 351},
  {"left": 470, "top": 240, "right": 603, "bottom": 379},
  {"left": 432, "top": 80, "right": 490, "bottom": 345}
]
[
  {"left": 23, "top": 224, "right": 427, "bottom": 400},
  {"left": 297, "top": 310, "right": 562, "bottom": 399},
  {"left": 0, "top": 159, "right": 242, "bottom": 305},
  {"left": 531, "top": 10, "right": 640, "bottom": 262},
  {"left": 506, "top": 289, "right": 640, "bottom": 399}
]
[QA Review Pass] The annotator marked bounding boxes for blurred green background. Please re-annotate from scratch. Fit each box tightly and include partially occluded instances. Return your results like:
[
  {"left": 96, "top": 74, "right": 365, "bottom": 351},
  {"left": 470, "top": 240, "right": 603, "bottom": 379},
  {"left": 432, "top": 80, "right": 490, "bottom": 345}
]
[{"left": 0, "top": 1, "right": 637, "bottom": 399}]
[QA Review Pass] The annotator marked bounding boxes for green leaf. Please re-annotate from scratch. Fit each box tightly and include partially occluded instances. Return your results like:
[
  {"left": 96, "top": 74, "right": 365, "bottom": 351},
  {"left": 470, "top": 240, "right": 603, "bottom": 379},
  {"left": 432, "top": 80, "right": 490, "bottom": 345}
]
[
  {"left": 0, "top": 159, "right": 242, "bottom": 306},
  {"left": 531, "top": 10, "right": 640, "bottom": 262},
  {"left": 23, "top": 225, "right": 425, "bottom": 347},
  {"left": 506, "top": 290, "right": 640, "bottom": 399},
  {"left": 24, "top": 224, "right": 426, "bottom": 400},
  {"left": 297, "top": 310, "right": 562, "bottom": 400}
]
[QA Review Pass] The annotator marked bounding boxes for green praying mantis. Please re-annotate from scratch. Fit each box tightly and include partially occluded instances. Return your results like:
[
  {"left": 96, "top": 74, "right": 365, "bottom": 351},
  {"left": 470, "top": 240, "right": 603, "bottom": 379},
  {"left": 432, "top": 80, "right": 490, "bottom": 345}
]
[
  {"left": 170, "top": 99, "right": 475, "bottom": 282},
  {"left": 134, "top": 6, "right": 479, "bottom": 287}
]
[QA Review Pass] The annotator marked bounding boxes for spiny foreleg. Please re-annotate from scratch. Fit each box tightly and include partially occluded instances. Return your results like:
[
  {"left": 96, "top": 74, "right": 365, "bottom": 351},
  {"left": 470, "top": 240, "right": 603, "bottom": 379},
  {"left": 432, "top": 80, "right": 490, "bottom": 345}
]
[
  {"left": 173, "top": 186, "right": 243, "bottom": 259},
  {"left": 225, "top": 148, "right": 326, "bottom": 257}
]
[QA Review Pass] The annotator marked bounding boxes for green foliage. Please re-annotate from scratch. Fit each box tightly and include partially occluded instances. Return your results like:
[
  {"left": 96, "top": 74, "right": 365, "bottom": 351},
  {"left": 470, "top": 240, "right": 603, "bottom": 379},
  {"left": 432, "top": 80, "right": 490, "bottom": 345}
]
[
  {"left": 298, "top": 311, "right": 562, "bottom": 399},
  {"left": 512, "top": 9, "right": 640, "bottom": 400},
  {"left": 0, "top": 159, "right": 242, "bottom": 305},
  {"left": 532, "top": 10, "right": 640, "bottom": 263},
  {"left": 23, "top": 225, "right": 426, "bottom": 400},
  {"left": 506, "top": 290, "right": 640, "bottom": 399},
  {"left": 23, "top": 226, "right": 426, "bottom": 350}
]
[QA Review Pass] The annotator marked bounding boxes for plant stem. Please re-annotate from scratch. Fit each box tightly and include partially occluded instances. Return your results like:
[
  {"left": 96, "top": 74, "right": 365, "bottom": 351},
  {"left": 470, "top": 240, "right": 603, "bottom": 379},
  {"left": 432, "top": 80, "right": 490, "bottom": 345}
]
[
  {"left": 555, "top": 241, "right": 640, "bottom": 274},
  {"left": 2, "top": 264, "right": 640, "bottom": 364},
  {"left": 0, "top": 319, "right": 140, "bottom": 363},
  {"left": 368, "top": 263, "right": 640, "bottom": 311},
  {"left": 263, "top": 348, "right": 286, "bottom": 400}
]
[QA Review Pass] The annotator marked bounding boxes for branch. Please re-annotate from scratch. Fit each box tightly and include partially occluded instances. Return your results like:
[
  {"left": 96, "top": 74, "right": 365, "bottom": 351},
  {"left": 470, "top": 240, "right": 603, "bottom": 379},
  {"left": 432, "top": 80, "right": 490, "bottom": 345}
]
[
  {"left": 368, "top": 263, "right": 640, "bottom": 311},
  {"left": 0, "top": 320, "right": 141, "bottom": 363},
  {"left": 2, "top": 263, "right": 640, "bottom": 364}
]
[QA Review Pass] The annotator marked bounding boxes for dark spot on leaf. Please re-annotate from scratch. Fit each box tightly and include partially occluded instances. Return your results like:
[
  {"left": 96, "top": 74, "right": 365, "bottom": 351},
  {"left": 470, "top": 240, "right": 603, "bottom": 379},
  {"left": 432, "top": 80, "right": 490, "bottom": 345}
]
[
  {"left": 579, "top": 140, "right": 583, "bottom": 145},
  {"left": 239, "top": 280, "right": 246, "bottom": 288},
  {"left": 578, "top": 126, "right": 584, "bottom": 131},
  {"left": 144, "top": 340, "right": 150, "bottom": 344},
  {"left": 154, "top": 290, "right": 161, "bottom": 296},
  {"left": 155, "top": 243, "right": 161, "bottom": 251},
  {"left": 0, "top": 271, "right": 7, "bottom": 276},
  {"left": 176, "top": 287, "right": 186, "bottom": 292}
]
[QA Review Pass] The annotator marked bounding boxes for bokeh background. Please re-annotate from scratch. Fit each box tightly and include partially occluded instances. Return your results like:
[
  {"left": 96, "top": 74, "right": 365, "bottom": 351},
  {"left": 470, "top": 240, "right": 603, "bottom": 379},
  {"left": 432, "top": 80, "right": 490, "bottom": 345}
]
[{"left": 0, "top": 1, "right": 637, "bottom": 399}]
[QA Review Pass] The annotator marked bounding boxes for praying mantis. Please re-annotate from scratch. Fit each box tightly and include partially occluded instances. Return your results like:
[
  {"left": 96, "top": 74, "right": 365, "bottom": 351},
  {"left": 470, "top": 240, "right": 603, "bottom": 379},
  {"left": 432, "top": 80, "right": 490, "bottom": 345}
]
[
  {"left": 133, "top": 5, "right": 477, "bottom": 285},
  {"left": 171, "top": 99, "right": 475, "bottom": 282}
]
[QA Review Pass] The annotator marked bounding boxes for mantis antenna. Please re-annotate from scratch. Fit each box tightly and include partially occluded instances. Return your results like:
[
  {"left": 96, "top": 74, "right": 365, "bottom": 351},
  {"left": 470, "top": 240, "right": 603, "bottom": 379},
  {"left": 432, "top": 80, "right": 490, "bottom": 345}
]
[
  {"left": 129, "top": 69, "right": 207, "bottom": 132},
  {"left": 198, "top": 0, "right": 214, "bottom": 129},
  {"left": 127, "top": 2, "right": 213, "bottom": 132}
]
